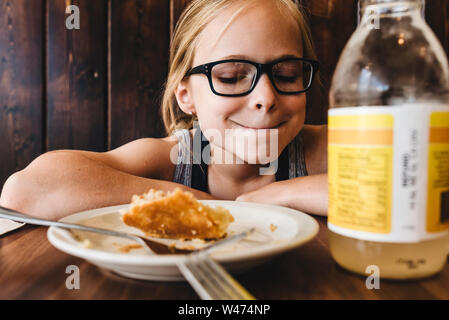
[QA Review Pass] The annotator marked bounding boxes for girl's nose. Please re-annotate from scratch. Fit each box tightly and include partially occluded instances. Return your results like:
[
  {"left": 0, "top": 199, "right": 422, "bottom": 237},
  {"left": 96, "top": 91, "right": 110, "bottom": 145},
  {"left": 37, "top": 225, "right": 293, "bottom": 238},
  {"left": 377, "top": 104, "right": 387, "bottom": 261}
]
[{"left": 250, "top": 74, "right": 276, "bottom": 112}]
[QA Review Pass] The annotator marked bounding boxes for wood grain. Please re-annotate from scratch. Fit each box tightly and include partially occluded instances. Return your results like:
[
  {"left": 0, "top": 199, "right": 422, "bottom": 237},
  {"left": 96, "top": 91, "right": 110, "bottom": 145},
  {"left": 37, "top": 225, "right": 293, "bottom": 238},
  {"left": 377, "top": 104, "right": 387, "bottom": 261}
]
[
  {"left": 46, "top": 0, "right": 107, "bottom": 152},
  {"left": 170, "top": 0, "right": 192, "bottom": 39},
  {"left": 0, "top": 0, "right": 44, "bottom": 188},
  {"left": 1, "top": 218, "right": 449, "bottom": 299},
  {"left": 425, "top": 0, "right": 449, "bottom": 57},
  {"left": 109, "top": 0, "right": 169, "bottom": 149},
  {"left": 300, "top": 0, "right": 358, "bottom": 124}
]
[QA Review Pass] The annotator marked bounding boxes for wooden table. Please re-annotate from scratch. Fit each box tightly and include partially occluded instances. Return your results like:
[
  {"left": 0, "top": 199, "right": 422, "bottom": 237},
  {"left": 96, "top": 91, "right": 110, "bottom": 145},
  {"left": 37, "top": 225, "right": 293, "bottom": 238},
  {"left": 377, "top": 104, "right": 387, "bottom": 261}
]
[{"left": 1, "top": 216, "right": 449, "bottom": 300}]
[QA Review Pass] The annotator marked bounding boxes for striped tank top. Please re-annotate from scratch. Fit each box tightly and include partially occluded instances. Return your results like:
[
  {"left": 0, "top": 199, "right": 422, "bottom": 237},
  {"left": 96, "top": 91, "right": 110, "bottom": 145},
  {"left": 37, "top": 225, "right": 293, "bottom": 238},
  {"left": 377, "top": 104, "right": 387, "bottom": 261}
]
[{"left": 172, "top": 128, "right": 308, "bottom": 192}]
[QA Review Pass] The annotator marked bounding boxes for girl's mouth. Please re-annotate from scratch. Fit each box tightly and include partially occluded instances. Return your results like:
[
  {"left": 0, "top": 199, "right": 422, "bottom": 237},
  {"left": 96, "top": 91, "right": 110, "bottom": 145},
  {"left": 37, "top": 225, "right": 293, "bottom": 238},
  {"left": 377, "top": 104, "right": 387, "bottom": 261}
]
[{"left": 229, "top": 120, "right": 286, "bottom": 130}]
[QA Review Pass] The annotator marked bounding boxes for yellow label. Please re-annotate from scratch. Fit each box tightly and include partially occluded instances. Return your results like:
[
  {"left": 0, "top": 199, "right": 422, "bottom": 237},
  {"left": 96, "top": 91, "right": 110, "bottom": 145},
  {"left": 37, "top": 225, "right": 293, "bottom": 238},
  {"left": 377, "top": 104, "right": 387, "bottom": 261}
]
[
  {"left": 426, "top": 112, "right": 449, "bottom": 232},
  {"left": 329, "top": 114, "right": 394, "bottom": 129},
  {"left": 328, "top": 114, "right": 394, "bottom": 234},
  {"left": 430, "top": 112, "right": 449, "bottom": 127}
]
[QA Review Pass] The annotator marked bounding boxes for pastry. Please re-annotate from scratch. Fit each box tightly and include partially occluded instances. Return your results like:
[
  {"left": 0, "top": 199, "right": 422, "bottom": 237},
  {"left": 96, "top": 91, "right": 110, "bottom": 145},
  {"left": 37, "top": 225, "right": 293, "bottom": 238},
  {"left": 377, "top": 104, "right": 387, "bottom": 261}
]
[{"left": 121, "top": 188, "right": 234, "bottom": 240}]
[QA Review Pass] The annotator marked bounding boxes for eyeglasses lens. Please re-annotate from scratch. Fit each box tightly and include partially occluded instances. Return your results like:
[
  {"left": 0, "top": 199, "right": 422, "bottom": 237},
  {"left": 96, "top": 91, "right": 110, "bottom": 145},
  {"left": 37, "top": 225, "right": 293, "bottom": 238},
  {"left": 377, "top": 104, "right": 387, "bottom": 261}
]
[{"left": 210, "top": 60, "right": 313, "bottom": 95}]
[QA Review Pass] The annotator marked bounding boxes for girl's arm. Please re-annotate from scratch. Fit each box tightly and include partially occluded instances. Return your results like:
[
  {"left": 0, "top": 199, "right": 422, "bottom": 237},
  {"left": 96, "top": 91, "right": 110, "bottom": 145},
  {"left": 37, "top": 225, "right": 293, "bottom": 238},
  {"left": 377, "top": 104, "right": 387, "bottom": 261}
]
[
  {"left": 0, "top": 139, "right": 214, "bottom": 220},
  {"left": 235, "top": 174, "right": 328, "bottom": 216}
]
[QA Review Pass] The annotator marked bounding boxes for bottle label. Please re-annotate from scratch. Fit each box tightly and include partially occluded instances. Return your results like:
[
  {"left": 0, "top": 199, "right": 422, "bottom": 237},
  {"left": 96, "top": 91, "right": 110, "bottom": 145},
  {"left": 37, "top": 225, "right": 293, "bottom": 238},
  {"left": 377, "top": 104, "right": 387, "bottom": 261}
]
[{"left": 328, "top": 104, "right": 449, "bottom": 242}]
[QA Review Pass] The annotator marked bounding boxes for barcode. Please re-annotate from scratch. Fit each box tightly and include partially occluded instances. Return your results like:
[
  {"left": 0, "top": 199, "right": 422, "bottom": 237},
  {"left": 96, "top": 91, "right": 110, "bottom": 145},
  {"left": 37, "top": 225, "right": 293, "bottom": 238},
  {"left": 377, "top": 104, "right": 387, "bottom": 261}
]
[{"left": 441, "top": 190, "right": 449, "bottom": 224}]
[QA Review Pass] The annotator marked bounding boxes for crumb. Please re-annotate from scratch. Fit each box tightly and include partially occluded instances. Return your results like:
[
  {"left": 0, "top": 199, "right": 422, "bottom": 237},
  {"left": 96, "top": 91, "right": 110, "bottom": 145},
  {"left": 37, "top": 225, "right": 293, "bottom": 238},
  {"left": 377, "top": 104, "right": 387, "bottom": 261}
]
[
  {"left": 168, "top": 242, "right": 177, "bottom": 249},
  {"left": 270, "top": 224, "right": 277, "bottom": 232},
  {"left": 118, "top": 243, "right": 142, "bottom": 253},
  {"left": 81, "top": 239, "right": 93, "bottom": 248}
]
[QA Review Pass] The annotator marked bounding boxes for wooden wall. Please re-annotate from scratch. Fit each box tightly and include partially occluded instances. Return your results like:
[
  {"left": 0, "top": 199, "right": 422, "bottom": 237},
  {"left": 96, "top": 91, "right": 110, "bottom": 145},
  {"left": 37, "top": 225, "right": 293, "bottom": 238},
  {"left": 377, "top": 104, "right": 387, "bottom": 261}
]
[{"left": 0, "top": 0, "right": 448, "bottom": 189}]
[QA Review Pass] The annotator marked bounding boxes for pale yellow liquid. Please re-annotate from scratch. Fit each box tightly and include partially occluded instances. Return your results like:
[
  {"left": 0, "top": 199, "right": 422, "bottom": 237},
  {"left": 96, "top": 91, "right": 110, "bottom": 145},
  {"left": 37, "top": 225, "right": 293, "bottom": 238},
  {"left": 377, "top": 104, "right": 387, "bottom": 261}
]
[{"left": 329, "top": 231, "right": 449, "bottom": 279}]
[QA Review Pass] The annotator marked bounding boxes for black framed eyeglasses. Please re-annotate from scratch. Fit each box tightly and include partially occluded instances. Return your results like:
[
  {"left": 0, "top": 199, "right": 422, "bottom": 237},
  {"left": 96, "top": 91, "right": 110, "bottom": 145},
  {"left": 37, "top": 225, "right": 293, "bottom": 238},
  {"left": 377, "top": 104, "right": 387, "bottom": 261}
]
[{"left": 185, "top": 57, "right": 319, "bottom": 97}]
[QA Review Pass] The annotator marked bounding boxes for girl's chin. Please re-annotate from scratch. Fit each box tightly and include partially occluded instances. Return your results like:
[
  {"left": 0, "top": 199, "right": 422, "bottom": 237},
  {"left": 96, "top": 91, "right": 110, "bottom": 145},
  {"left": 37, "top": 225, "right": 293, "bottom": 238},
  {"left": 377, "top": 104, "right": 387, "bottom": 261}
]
[{"left": 210, "top": 147, "right": 280, "bottom": 165}]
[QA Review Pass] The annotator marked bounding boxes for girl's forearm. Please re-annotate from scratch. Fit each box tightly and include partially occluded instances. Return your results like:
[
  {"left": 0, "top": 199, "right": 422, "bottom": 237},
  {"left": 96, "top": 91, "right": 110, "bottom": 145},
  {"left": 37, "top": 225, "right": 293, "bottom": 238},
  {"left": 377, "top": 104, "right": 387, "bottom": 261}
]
[
  {"left": 279, "top": 174, "right": 328, "bottom": 216},
  {"left": 236, "top": 174, "right": 329, "bottom": 216},
  {"left": 0, "top": 151, "right": 213, "bottom": 220}
]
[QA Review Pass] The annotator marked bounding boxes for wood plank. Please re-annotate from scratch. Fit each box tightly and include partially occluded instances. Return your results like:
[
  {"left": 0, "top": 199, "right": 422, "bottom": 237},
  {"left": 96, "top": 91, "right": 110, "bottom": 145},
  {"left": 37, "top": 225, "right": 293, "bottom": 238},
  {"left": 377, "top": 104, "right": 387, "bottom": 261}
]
[
  {"left": 47, "top": 0, "right": 106, "bottom": 151},
  {"left": 425, "top": 0, "right": 449, "bottom": 57},
  {"left": 0, "top": 0, "right": 44, "bottom": 188},
  {"left": 109, "top": 0, "right": 170, "bottom": 149},
  {"left": 170, "top": 0, "right": 192, "bottom": 38},
  {"left": 300, "top": 0, "right": 358, "bottom": 124}
]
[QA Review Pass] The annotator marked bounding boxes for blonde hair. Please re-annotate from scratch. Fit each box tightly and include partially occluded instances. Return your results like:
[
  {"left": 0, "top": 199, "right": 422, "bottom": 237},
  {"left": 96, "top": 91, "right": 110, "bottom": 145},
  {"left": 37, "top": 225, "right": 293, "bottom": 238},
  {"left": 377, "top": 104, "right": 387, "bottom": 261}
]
[{"left": 161, "top": 0, "right": 318, "bottom": 136}]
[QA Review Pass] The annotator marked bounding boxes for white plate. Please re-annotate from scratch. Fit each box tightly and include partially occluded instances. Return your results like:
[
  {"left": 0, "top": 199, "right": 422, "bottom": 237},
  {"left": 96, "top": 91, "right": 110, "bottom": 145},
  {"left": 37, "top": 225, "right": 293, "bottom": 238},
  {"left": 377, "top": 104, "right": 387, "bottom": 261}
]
[{"left": 47, "top": 200, "right": 319, "bottom": 281}]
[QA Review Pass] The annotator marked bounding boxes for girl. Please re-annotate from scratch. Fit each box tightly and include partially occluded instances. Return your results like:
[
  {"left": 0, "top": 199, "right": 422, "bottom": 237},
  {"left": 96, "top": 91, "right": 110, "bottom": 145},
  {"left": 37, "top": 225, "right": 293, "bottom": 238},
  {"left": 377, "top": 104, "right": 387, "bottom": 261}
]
[{"left": 0, "top": 0, "right": 328, "bottom": 220}]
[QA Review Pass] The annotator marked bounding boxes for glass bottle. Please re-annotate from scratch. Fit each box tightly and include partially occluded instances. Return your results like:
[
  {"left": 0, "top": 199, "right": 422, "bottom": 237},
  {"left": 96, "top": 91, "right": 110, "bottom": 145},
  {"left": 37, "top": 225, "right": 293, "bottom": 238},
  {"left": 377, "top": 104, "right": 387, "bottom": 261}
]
[{"left": 328, "top": 0, "right": 449, "bottom": 279}]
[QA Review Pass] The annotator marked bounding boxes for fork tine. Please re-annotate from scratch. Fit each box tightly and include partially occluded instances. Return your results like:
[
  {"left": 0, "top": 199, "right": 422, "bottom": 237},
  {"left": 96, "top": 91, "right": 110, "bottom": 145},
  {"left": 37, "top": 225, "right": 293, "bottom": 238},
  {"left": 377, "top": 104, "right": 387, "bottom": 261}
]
[
  {"left": 201, "top": 228, "right": 256, "bottom": 254},
  {"left": 177, "top": 261, "right": 212, "bottom": 299},
  {"left": 198, "top": 254, "right": 255, "bottom": 300},
  {"left": 188, "top": 255, "right": 236, "bottom": 300},
  {"left": 178, "top": 253, "right": 255, "bottom": 300},
  {"left": 178, "top": 258, "right": 231, "bottom": 300}
]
